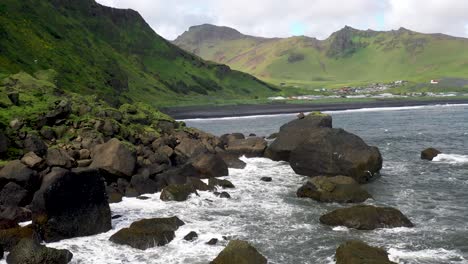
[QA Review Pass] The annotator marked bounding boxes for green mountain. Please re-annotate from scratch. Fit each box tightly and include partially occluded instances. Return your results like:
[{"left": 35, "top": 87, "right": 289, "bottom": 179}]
[
  {"left": 0, "top": 0, "right": 278, "bottom": 107},
  {"left": 174, "top": 24, "right": 468, "bottom": 88}
]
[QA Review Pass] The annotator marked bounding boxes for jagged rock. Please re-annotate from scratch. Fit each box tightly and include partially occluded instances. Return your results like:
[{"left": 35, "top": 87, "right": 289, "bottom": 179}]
[
  {"left": 336, "top": 240, "right": 396, "bottom": 264},
  {"left": 191, "top": 153, "right": 228, "bottom": 178},
  {"left": 210, "top": 240, "right": 267, "bottom": 264},
  {"left": 260, "top": 177, "right": 272, "bottom": 182},
  {"left": 218, "top": 152, "right": 246, "bottom": 169},
  {"left": 220, "top": 133, "right": 245, "bottom": 146},
  {"left": 42, "top": 100, "right": 72, "bottom": 126},
  {"left": 183, "top": 231, "right": 198, "bottom": 241},
  {"left": 289, "top": 128, "right": 382, "bottom": 183},
  {"left": 187, "top": 177, "right": 214, "bottom": 191},
  {"left": 109, "top": 217, "right": 184, "bottom": 250},
  {"left": 155, "top": 164, "right": 199, "bottom": 186},
  {"left": 7, "top": 238, "right": 73, "bottom": 264},
  {"left": 160, "top": 184, "right": 197, "bottom": 202},
  {"left": 9, "top": 119, "right": 23, "bottom": 131},
  {"left": 46, "top": 148, "right": 76, "bottom": 168},
  {"left": 130, "top": 174, "right": 162, "bottom": 195},
  {"left": 90, "top": 138, "right": 136, "bottom": 177},
  {"left": 264, "top": 112, "right": 332, "bottom": 161},
  {"left": 0, "top": 206, "right": 32, "bottom": 223},
  {"left": 207, "top": 238, "right": 218, "bottom": 245},
  {"left": 79, "top": 149, "right": 90, "bottom": 160},
  {"left": 40, "top": 126, "right": 55, "bottom": 140},
  {"left": 23, "top": 134, "right": 47, "bottom": 157},
  {"left": 0, "top": 226, "right": 37, "bottom": 250},
  {"left": 31, "top": 168, "right": 111, "bottom": 242},
  {"left": 174, "top": 138, "right": 207, "bottom": 164},
  {"left": 21, "top": 152, "right": 43, "bottom": 169},
  {"left": 320, "top": 205, "right": 414, "bottom": 230},
  {"left": 0, "top": 182, "right": 30, "bottom": 207},
  {"left": 297, "top": 176, "right": 372, "bottom": 203},
  {"left": 421, "top": 148, "right": 441, "bottom": 161},
  {"left": 0, "top": 160, "right": 38, "bottom": 190},
  {"left": 209, "top": 178, "right": 235, "bottom": 189},
  {"left": 225, "top": 137, "right": 267, "bottom": 157}
]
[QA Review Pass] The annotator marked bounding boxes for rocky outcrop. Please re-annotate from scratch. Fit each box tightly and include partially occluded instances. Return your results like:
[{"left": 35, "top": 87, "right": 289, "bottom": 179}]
[
  {"left": 109, "top": 217, "right": 184, "bottom": 250},
  {"left": 421, "top": 148, "right": 441, "bottom": 161},
  {"left": 191, "top": 153, "right": 228, "bottom": 178},
  {"left": 225, "top": 137, "right": 267, "bottom": 157},
  {"left": 31, "top": 168, "right": 111, "bottom": 242},
  {"left": 320, "top": 205, "right": 414, "bottom": 230},
  {"left": 210, "top": 240, "right": 267, "bottom": 264},
  {"left": 160, "top": 183, "right": 198, "bottom": 202},
  {"left": 297, "top": 176, "right": 372, "bottom": 203},
  {"left": 290, "top": 128, "right": 382, "bottom": 183},
  {"left": 0, "top": 160, "right": 38, "bottom": 191},
  {"left": 7, "top": 238, "right": 73, "bottom": 264},
  {"left": 336, "top": 240, "right": 396, "bottom": 264},
  {"left": 90, "top": 138, "right": 136, "bottom": 177}
]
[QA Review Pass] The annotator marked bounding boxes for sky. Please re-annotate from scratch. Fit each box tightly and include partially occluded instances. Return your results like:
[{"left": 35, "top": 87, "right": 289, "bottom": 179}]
[{"left": 96, "top": 0, "right": 468, "bottom": 40}]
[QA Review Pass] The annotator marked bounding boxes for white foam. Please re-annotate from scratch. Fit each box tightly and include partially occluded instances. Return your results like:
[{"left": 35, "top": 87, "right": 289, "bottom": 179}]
[
  {"left": 331, "top": 226, "right": 349, "bottom": 232},
  {"left": 433, "top": 154, "right": 468, "bottom": 164},
  {"left": 388, "top": 247, "right": 466, "bottom": 263}
]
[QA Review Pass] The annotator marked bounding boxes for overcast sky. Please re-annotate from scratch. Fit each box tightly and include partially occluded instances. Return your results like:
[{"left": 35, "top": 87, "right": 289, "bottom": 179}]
[{"left": 96, "top": 0, "right": 468, "bottom": 40}]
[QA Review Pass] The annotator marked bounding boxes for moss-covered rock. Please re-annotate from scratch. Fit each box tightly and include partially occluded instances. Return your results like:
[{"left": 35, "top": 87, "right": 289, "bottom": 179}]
[
  {"left": 7, "top": 238, "right": 73, "bottom": 264},
  {"left": 336, "top": 240, "right": 396, "bottom": 264},
  {"left": 210, "top": 240, "right": 267, "bottom": 264}
]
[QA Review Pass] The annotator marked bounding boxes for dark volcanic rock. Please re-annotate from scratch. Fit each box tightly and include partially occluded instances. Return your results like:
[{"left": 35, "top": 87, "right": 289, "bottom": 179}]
[
  {"left": 421, "top": 148, "right": 441, "bottom": 161},
  {"left": 160, "top": 184, "right": 198, "bottom": 202},
  {"left": 220, "top": 133, "right": 245, "bottom": 146},
  {"left": 31, "top": 168, "right": 112, "bottom": 242},
  {"left": 42, "top": 100, "right": 72, "bottom": 126},
  {"left": 214, "top": 192, "right": 231, "bottom": 199},
  {"left": 7, "top": 238, "right": 73, "bottom": 264},
  {"left": 260, "top": 177, "right": 272, "bottom": 182},
  {"left": 336, "top": 240, "right": 396, "bottom": 264},
  {"left": 23, "top": 134, "right": 47, "bottom": 157},
  {"left": 0, "top": 226, "right": 37, "bottom": 250},
  {"left": 207, "top": 238, "right": 218, "bottom": 245},
  {"left": 0, "top": 182, "right": 30, "bottom": 207},
  {"left": 46, "top": 148, "right": 76, "bottom": 169},
  {"left": 297, "top": 176, "right": 372, "bottom": 203},
  {"left": 90, "top": 138, "right": 136, "bottom": 177},
  {"left": 130, "top": 174, "right": 161, "bottom": 195},
  {"left": 218, "top": 152, "right": 246, "bottom": 169},
  {"left": 0, "top": 160, "right": 38, "bottom": 190},
  {"left": 209, "top": 178, "right": 235, "bottom": 189},
  {"left": 289, "top": 128, "right": 382, "bottom": 183},
  {"left": 320, "top": 205, "right": 414, "bottom": 230},
  {"left": 225, "top": 137, "right": 267, "bottom": 157},
  {"left": 264, "top": 112, "right": 332, "bottom": 161},
  {"left": 0, "top": 206, "right": 32, "bottom": 223},
  {"left": 210, "top": 240, "right": 267, "bottom": 264},
  {"left": 191, "top": 153, "right": 228, "bottom": 178},
  {"left": 183, "top": 231, "right": 198, "bottom": 241},
  {"left": 109, "top": 217, "right": 184, "bottom": 250}
]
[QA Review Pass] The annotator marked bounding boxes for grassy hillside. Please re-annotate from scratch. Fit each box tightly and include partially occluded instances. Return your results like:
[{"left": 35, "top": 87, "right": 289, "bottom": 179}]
[
  {"left": 174, "top": 25, "right": 468, "bottom": 89},
  {"left": 0, "top": 0, "right": 279, "bottom": 107}
]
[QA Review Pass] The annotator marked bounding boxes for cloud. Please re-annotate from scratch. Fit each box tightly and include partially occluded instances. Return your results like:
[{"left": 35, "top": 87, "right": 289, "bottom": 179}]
[{"left": 95, "top": 0, "right": 468, "bottom": 40}]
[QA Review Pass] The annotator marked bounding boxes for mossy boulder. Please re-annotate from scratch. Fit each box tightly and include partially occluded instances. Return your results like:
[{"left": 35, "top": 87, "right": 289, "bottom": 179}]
[
  {"left": 421, "top": 148, "right": 441, "bottom": 161},
  {"left": 210, "top": 240, "right": 267, "bottom": 264},
  {"left": 7, "top": 238, "right": 73, "bottom": 264},
  {"left": 336, "top": 240, "right": 396, "bottom": 264},
  {"left": 320, "top": 205, "right": 414, "bottom": 230},
  {"left": 109, "top": 217, "right": 184, "bottom": 250},
  {"left": 297, "top": 176, "right": 372, "bottom": 203},
  {"left": 160, "top": 183, "right": 198, "bottom": 201},
  {"left": 0, "top": 226, "right": 37, "bottom": 250},
  {"left": 208, "top": 178, "right": 235, "bottom": 189}
]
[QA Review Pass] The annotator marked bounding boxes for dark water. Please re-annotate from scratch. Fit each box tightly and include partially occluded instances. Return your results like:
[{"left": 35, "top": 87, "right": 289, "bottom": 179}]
[{"left": 183, "top": 104, "right": 468, "bottom": 263}]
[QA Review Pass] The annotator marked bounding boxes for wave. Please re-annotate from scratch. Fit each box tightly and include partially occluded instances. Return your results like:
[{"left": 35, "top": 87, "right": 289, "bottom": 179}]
[
  {"left": 388, "top": 248, "right": 466, "bottom": 263},
  {"left": 433, "top": 154, "right": 468, "bottom": 164}
]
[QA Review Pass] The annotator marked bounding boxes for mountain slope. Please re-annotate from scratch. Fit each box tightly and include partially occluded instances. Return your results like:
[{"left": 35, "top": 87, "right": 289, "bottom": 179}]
[
  {"left": 174, "top": 24, "right": 468, "bottom": 87},
  {"left": 0, "top": 0, "right": 278, "bottom": 107}
]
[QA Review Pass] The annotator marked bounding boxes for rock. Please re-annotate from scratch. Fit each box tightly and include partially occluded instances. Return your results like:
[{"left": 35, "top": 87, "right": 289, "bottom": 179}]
[
  {"left": 297, "top": 112, "right": 305, "bottom": 119},
  {"left": 209, "top": 178, "right": 235, "bottom": 189},
  {"left": 40, "top": 126, "right": 55, "bottom": 140},
  {"left": 264, "top": 112, "right": 333, "bottom": 161},
  {"left": 0, "top": 160, "right": 38, "bottom": 190},
  {"left": 21, "top": 152, "right": 43, "bottom": 169},
  {"left": 336, "top": 240, "right": 396, "bottom": 264},
  {"left": 0, "top": 219, "right": 18, "bottom": 230},
  {"left": 23, "top": 134, "right": 47, "bottom": 157},
  {"left": 106, "top": 187, "right": 123, "bottom": 204},
  {"left": 155, "top": 164, "right": 199, "bottom": 186},
  {"left": 46, "top": 149, "right": 76, "bottom": 168},
  {"left": 289, "top": 128, "right": 382, "bottom": 183},
  {"left": 174, "top": 138, "right": 208, "bottom": 165},
  {"left": 7, "top": 92, "right": 19, "bottom": 106},
  {"left": 43, "top": 100, "right": 72, "bottom": 126},
  {"left": 109, "top": 217, "right": 184, "bottom": 250},
  {"left": 421, "top": 148, "right": 441, "bottom": 161},
  {"left": 248, "top": 133, "right": 256, "bottom": 137},
  {"left": 225, "top": 137, "right": 267, "bottom": 157},
  {"left": 210, "top": 240, "right": 267, "bottom": 264},
  {"left": 31, "top": 168, "right": 112, "bottom": 242},
  {"left": 260, "top": 177, "right": 272, "bottom": 182},
  {"left": 214, "top": 192, "right": 231, "bottom": 199},
  {"left": 207, "top": 238, "right": 218, "bottom": 245},
  {"left": 220, "top": 133, "right": 245, "bottom": 146},
  {"left": 0, "top": 182, "right": 30, "bottom": 207},
  {"left": 0, "top": 132, "right": 9, "bottom": 155},
  {"left": 187, "top": 177, "right": 214, "bottom": 191},
  {"left": 297, "top": 176, "right": 372, "bottom": 203},
  {"left": 0, "top": 206, "right": 32, "bottom": 223},
  {"left": 320, "top": 205, "right": 414, "bottom": 230},
  {"left": 130, "top": 174, "right": 161, "bottom": 195},
  {"left": 90, "top": 138, "right": 136, "bottom": 178},
  {"left": 218, "top": 153, "right": 246, "bottom": 169},
  {"left": 160, "top": 184, "right": 198, "bottom": 202},
  {"left": 79, "top": 149, "right": 91, "bottom": 160},
  {"left": 266, "top": 133, "right": 278, "bottom": 140},
  {"left": 77, "top": 159, "right": 92, "bottom": 167},
  {"left": 191, "top": 153, "right": 228, "bottom": 178},
  {"left": 9, "top": 119, "right": 23, "bottom": 131},
  {"left": 7, "top": 238, "right": 73, "bottom": 264},
  {"left": 183, "top": 231, "right": 198, "bottom": 241},
  {"left": 0, "top": 226, "right": 37, "bottom": 250}
]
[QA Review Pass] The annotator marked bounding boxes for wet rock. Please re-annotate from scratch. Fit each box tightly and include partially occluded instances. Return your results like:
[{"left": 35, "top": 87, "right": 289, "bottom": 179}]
[
  {"left": 109, "top": 217, "right": 184, "bottom": 250},
  {"left": 20, "top": 152, "right": 43, "bottom": 169},
  {"left": 7, "top": 238, "right": 73, "bottom": 264},
  {"left": 77, "top": 159, "right": 92, "bottom": 167},
  {"left": 336, "top": 240, "right": 396, "bottom": 264},
  {"left": 160, "top": 184, "right": 198, "bottom": 202},
  {"left": 260, "top": 177, "right": 272, "bottom": 182},
  {"left": 187, "top": 177, "right": 214, "bottom": 191},
  {"left": 225, "top": 137, "right": 267, "bottom": 157},
  {"left": 297, "top": 176, "right": 372, "bottom": 203},
  {"left": 155, "top": 164, "right": 199, "bottom": 186},
  {"left": 46, "top": 148, "right": 76, "bottom": 168},
  {"left": 214, "top": 192, "right": 231, "bottom": 199},
  {"left": 210, "top": 240, "right": 267, "bottom": 264},
  {"left": 207, "top": 238, "right": 218, "bottom": 245},
  {"left": 90, "top": 138, "right": 136, "bottom": 178},
  {"left": 297, "top": 112, "right": 305, "bottom": 119},
  {"left": 0, "top": 160, "right": 38, "bottom": 190},
  {"left": 320, "top": 205, "right": 414, "bottom": 230},
  {"left": 209, "top": 178, "right": 235, "bottom": 189},
  {"left": 31, "top": 168, "right": 111, "bottom": 242},
  {"left": 0, "top": 206, "right": 32, "bottom": 223},
  {"left": 191, "top": 153, "right": 228, "bottom": 178},
  {"left": 79, "top": 149, "right": 91, "bottom": 160},
  {"left": 23, "top": 134, "right": 47, "bottom": 157},
  {"left": 0, "top": 182, "right": 30, "bottom": 207},
  {"left": 43, "top": 100, "right": 72, "bottom": 126},
  {"left": 218, "top": 152, "right": 246, "bottom": 169},
  {"left": 130, "top": 174, "right": 161, "bottom": 195},
  {"left": 220, "top": 133, "right": 245, "bottom": 146},
  {"left": 137, "top": 196, "right": 150, "bottom": 200},
  {"left": 183, "top": 231, "right": 198, "bottom": 241},
  {"left": 0, "top": 226, "right": 37, "bottom": 250},
  {"left": 421, "top": 148, "right": 441, "bottom": 161},
  {"left": 289, "top": 128, "right": 382, "bottom": 183}
]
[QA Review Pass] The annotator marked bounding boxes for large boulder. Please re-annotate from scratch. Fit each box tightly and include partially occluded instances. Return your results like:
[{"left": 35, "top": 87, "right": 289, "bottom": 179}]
[
  {"left": 264, "top": 112, "right": 332, "bottom": 161},
  {"left": 0, "top": 160, "right": 38, "bottom": 190},
  {"left": 297, "top": 176, "right": 372, "bottom": 203},
  {"left": 0, "top": 226, "right": 37, "bottom": 250},
  {"left": 21, "top": 152, "right": 44, "bottom": 169},
  {"left": 7, "top": 238, "right": 73, "bottom": 264},
  {"left": 336, "top": 240, "right": 396, "bottom": 264},
  {"left": 90, "top": 138, "right": 136, "bottom": 178},
  {"left": 289, "top": 128, "right": 382, "bottom": 183},
  {"left": 421, "top": 148, "right": 441, "bottom": 161},
  {"left": 109, "top": 217, "right": 184, "bottom": 250},
  {"left": 31, "top": 168, "right": 112, "bottom": 242},
  {"left": 225, "top": 137, "right": 267, "bottom": 157},
  {"left": 46, "top": 149, "right": 76, "bottom": 169},
  {"left": 41, "top": 100, "right": 72, "bottom": 126},
  {"left": 23, "top": 134, "right": 47, "bottom": 157},
  {"left": 320, "top": 205, "right": 414, "bottom": 230},
  {"left": 191, "top": 153, "right": 228, "bottom": 178},
  {"left": 174, "top": 138, "right": 208, "bottom": 165},
  {"left": 210, "top": 240, "right": 267, "bottom": 264},
  {"left": 130, "top": 174, "right": 162, "bottom": 195},
  {"left": 0, "top": 206, "right": 32, "bottom": 223},
  {"left": 0, "top": 182, "right": 30, "bottom": 207},
  {"left": 218, "top": 152, "right": 247, "bottom": 169},
  {"left": 160, "top": 184, "right": 197, "bottom": 202}
]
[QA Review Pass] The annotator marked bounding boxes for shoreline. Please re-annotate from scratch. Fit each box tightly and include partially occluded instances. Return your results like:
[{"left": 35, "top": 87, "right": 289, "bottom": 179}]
[{"left": 162, "top": 98, "right": 468, "bottom": 119}]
